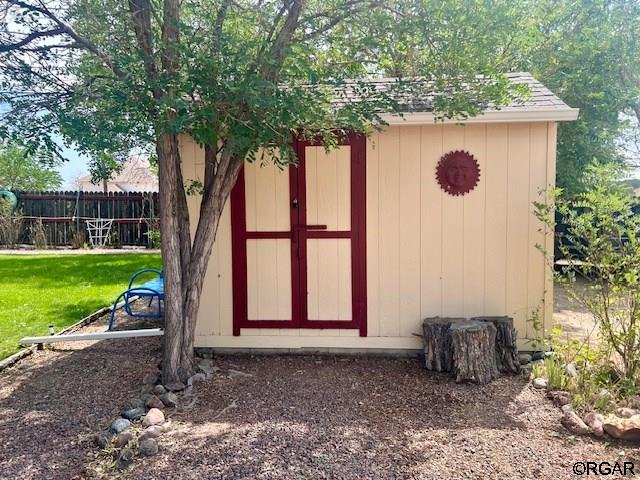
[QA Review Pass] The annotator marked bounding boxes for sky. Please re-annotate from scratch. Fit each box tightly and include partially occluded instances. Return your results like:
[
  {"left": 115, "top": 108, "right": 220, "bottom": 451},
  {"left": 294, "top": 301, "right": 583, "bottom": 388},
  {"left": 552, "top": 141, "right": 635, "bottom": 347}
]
[{"left": 57, "top": 141, "right": 90, "bottom": 189}]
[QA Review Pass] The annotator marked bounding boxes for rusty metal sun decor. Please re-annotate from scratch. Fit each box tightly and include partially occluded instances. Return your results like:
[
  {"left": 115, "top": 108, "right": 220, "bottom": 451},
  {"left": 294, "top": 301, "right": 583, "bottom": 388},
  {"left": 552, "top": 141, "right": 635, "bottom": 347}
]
[{"left": 435, "top": 150, "right": 481, "bottom": 196}]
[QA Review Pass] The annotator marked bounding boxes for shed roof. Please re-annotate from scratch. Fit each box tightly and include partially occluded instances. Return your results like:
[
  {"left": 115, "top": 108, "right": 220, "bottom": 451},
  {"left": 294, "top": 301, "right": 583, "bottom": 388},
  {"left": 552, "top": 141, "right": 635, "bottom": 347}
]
[{"left": 332, "top": 72, "right": 578, "bottom": 124}]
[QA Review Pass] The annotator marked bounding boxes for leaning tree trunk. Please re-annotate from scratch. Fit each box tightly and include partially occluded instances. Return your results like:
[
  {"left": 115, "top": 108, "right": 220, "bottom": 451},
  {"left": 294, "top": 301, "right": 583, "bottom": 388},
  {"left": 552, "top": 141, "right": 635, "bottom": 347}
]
[
  {"left": 450, "top": 321, "right": 499, "bottom": 384},
  {"left": 472, "top": 316, "right": 519, "bottom": 374}
]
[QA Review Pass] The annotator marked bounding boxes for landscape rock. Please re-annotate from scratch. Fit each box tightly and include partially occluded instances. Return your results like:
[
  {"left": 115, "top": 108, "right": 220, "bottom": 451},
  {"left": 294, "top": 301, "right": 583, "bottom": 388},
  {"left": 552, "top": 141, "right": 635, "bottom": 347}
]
[
  {"left": 520, "top": 364, "right": 533, "bottom": 378},
  {"left": 114, "top": 431, "right": 133, "bottom": 448},
  {"left": 165, "top": 381, "right": 186, "bottom": 392},
  {"left": 146, "top": 395, "right": 165, "bottom": 410},
  {"left": 584, "top": 412, "right": 605, "bottom": 438},
  {"left": 142, "top": 408, "right": 165, "bottom": 427},
  {"left": 121, "top": 407, "right": 146, "bottom": 421},
  {"left": 518, "top": 353, "right": 532, "bottom": 365},
  {"left": 138, "top": 425, "right": 163, "bottom": 442},
  {"left": 110, "top": 418, "right": 131, "bottom": 434},
  {"left": 532, "top": 378, "right": 548, "bottom": 390},
  {"left": 159, "top": 392, "right": 178, "bottom": 408},
  {"left": 227, "top": 369, "right": 253, "bottom": 379},
  {"left": 616, "top": 407, "right": 639, "bottom": 418},
  {"left": 597, "top": 389, "right": 614, "bottom": 403},
  {"left": 93, "top": 432, "right": 112, "bottom": 449},
  {"left": 142, "top": 373, "right": 159, "bottom": 385},
  {"left": 564, "top": 363, "right": 578, "bottom": 378},
  {"left": 138, "top": 438, "right": 159, "bottom": 457},
  {"left": 561, "top": 410, "right": 590, "bottom": 435},
  {"left": 604, "top": 415, "right": 640, "bottom": 441},
  {"left": 548, "top": 390, "right": 571, "bottom": 407},
  {"left": 561, "top": 404, "right": 574, "bottom": 414},
  {"left": 117, "top": 447, "right": 135, "bottom": 470},
  {"left": 531, "top": 351, "right": 544, "bottom": 362},
  {"left": 187, "top": 372, "right": 206, "bottom": 386},
  {"left": 122, "top": 398, "right": 145, "bottom": 411},
  {"left": 141, "top": 384, "right": 154, "bottom": 395},
  {"left": 153, "top": 384, "right": 167, "bottom": 396}
]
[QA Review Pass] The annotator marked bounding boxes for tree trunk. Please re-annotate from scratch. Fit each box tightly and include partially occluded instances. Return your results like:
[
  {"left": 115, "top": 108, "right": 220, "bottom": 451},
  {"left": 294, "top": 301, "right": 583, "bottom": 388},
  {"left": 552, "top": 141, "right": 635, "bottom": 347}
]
[
  {"left": 450, "top": 321, "right": 499, "bottom": 384},
  {"left": 157, "top": 133, "right": 190, "bottom": 384},
  {"left": 422, "top": 317, "right": 467, "bottom": 372},
  {"left": 472, "top": 316, "right": 520, "bottom": 374},
  {"left": 157, "top": 135, "right": 244, "bottom": 385}
]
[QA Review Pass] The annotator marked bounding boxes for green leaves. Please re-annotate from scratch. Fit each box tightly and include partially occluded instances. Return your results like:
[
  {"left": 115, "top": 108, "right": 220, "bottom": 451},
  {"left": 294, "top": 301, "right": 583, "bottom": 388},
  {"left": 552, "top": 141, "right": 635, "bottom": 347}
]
[{"left": 0, "top": 142, "right": 63, "bottom": 191}]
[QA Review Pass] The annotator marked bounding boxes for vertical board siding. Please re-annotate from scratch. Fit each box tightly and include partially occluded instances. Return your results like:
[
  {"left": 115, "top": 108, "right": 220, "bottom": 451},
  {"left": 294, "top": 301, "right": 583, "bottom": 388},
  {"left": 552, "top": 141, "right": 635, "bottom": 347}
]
[
  {"left": 420, "top": 125, "right": 444, "bottom": 318},
  {"left": 506, "top": 124, "right": 532, "bottom": 337},
  {"left": 484, "top": 124, "right": 509, "bottom": 315},
  {"left": 246, "top": 239, "right": 292, "bottom": 320},
  {"left": 307, "top": 238, "right": 352, "bottom": 321},
  {"left": 462, "top": 124, "right": 487, "bottom": 317},
  {"left": 377, "top": 126, "right": 401, "bottom": 336},
  {"left": 365, "top": 132, "right": 381, "bottom": 336},
  {"left": 366, "top": 123, "right": 552, "bottom": 340},
  {"left": 398, "top": 126, "right": 422, "bottom": 337},
  {"left": 440, "top": 125, "right": 466, "bottom": 317},
  {"left": 527, "top": 123, "right": 549, "bottom": 339},
  {"left": 185, "top": 122, "right": 554, "bottom": 343}
]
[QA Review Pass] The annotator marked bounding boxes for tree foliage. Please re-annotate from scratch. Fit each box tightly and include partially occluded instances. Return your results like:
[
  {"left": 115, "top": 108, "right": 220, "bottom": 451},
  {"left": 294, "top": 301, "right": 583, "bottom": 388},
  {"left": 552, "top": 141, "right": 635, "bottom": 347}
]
[
  {"left": 525, "top": 0, "right": 640, "bottom": 196},
  {"left": 0, "top": 0, "right": 526, "bottom": 382},
  {"left": 0, "top": 142, "right": 62, "bottom": 191},
  {"left": 536, "top": 163, "right": 640, "bottom": 386}
]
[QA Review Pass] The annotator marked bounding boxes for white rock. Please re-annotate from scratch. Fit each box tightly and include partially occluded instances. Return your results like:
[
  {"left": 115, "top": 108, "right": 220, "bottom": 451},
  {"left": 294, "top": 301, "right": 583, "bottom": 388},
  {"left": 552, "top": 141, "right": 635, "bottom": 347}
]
[{"left": 532, "top": 377, "right": 548, "bottom": 389}]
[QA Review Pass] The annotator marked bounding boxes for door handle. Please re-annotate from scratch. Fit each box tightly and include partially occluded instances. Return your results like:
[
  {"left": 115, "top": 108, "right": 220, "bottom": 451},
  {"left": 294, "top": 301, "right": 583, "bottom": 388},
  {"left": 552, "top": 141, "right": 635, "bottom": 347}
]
[{"left": 296, "top": 225, "right": 327, "bottom": 230}]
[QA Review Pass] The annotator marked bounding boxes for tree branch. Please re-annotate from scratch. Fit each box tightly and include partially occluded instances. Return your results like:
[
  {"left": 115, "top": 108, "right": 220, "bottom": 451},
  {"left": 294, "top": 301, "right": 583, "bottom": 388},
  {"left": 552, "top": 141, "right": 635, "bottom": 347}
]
[
  {"left": 0, "top": 27, "right": 65, "bottom": 53},
  {"left": 5, "top": 0, "right": 124, "bottom": 78}
]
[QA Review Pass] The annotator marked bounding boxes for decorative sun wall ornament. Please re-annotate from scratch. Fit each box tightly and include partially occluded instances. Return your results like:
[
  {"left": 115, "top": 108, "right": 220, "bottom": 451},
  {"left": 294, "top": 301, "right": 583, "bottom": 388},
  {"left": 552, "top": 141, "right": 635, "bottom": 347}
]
[{"left": 436, "top": 150, "right": 481, "bottom": 196}]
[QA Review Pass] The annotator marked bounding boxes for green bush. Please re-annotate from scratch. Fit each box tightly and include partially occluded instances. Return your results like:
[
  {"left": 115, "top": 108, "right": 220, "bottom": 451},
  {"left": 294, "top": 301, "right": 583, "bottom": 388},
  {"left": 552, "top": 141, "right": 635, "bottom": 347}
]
[{"left": 534, "top": 162, "right": 640, "bottom": 405}]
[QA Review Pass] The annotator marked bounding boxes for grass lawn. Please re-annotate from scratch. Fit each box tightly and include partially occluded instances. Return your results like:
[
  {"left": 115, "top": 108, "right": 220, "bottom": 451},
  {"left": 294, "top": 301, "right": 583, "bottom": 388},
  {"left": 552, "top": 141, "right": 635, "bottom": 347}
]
[{"left": 0, "top": 253, "right": 162, "bottom": 360}]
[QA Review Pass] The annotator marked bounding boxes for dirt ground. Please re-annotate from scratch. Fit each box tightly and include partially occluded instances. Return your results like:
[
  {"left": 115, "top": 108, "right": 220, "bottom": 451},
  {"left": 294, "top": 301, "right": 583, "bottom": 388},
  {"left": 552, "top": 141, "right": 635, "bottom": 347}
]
[
  {"left": 0, "top": 285, "right": 631, "bottom": 480},
  {"left": 553, "top": 279, "right": 599, "bottom": 344}
]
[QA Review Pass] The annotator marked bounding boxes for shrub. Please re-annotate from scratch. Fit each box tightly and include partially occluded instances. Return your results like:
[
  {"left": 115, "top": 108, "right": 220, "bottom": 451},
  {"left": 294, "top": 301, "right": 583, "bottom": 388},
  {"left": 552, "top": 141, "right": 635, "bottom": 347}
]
[
  {"left": 0, "top": 201, "right": 23, "bottom": 247},
  {"left": 534, "top": 162, "right": 640, "bottom": 399},
  {"left": 30, "top": 219, "right": 47, "bottom": 249}
]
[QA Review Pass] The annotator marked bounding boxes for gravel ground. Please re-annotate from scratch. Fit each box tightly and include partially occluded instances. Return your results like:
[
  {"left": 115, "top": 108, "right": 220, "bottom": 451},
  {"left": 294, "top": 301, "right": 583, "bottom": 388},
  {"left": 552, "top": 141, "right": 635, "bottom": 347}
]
[
  {"left": 1, "top": 290, "right": 637, "bottom": 480},
  {"left": 2, "top": 329, "right": 639, "bottom": 479}
]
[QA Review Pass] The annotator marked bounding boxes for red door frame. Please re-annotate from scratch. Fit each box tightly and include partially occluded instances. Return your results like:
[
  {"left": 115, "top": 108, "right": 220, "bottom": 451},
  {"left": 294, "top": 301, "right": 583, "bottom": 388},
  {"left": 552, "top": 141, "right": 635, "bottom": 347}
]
[{"left": 230, "top": 133, "right": 367, "bottom": 337}]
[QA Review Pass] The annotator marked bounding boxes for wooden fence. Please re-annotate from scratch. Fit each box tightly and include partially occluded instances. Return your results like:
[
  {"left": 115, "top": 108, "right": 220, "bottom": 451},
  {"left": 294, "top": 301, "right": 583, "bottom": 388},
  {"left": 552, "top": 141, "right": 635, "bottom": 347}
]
[{"left": 13, "top": 191, "right": 159, "bottom": 247}]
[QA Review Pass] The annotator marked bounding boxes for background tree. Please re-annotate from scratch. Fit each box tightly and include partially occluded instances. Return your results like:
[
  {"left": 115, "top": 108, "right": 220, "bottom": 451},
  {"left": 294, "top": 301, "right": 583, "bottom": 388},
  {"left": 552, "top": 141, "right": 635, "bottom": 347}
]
[
  {"left": 526, "top": 0, "right": 640, "bottom": 196},
  {"left": 0, "top": 142, "right": 62, "bottom": 191},
  {"left": 0, "top": 0, "right": 524, "bottom": 384}
]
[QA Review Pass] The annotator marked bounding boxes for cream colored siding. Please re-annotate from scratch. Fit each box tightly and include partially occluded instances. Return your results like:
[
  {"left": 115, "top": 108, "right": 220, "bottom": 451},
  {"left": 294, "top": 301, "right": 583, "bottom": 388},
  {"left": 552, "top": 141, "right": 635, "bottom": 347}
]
[
  {"left": 307, "top": 239, "right": 352, "bottom": 321},
  {"left": 244, "top": 160, "right": 290, "bottom": 232},
  {"left": 366, "top": 123, "right": 555, "bottom": 345},
  {"left": 305, "top": 146, "right": 351, "bottom": 230},
  {"left": 181, "top": 121, "right": 556, "bottom": 350}
]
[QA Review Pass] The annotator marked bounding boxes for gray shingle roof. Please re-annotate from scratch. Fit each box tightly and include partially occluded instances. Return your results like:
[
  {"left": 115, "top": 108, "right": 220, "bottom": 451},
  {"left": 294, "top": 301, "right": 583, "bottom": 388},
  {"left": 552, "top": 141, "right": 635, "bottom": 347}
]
[{"left": 329, "top": 72, "right": 575, "bottom": 114}]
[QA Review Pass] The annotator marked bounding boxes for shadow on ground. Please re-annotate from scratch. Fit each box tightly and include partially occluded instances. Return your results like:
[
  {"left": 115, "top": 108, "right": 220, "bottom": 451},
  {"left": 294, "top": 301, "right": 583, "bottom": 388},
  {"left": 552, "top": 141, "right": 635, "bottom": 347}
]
[{"left": 0, "top": 325, "right": 630, "bottom": 480}]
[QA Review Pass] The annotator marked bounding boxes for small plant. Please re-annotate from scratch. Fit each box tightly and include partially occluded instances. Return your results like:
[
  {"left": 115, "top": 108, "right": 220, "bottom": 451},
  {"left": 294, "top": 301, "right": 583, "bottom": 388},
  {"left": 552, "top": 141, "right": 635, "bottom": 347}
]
[
  {"left": 30, "top": 219, "right": 48, "bottom": 249},
  {"left": 108, "top": 229, "right": 122, "bottom": 249},
  {"left": 534, "top": 163, "right": 640, "bottom": 392},
  {"left": 69, "top": 227, "right": 87, "bottom": 249},
  {"left": 144, "top": 217, "right": 160, "bottom": 248},
  {"left": 0, "top": 201, "right": 23, "bottom": 247}
]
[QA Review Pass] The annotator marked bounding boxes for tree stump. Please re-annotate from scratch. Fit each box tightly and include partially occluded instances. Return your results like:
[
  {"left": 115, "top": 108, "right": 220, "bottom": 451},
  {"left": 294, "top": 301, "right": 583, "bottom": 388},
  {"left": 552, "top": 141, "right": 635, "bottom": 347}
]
[
  {"left": 472, "top": 316, "right": 520, "bottom": 374},
  {"left": 450, "top": 321, "right": 499, "bottom": 384},
  {"left": 422, "top": 317, "right": 467, "bottom": 372}
]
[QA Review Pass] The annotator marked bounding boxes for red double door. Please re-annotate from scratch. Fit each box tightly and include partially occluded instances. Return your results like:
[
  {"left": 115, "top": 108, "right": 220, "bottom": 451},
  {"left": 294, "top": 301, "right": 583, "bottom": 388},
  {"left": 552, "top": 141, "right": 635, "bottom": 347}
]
[{"left": 230, "top": 135, "right": 367, "bottom": 336}]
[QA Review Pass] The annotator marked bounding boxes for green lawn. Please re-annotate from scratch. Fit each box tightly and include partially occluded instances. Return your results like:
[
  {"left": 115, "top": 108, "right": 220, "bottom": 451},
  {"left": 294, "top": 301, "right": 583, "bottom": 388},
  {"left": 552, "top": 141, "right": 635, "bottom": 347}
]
[{"left": 0, "top": 253, "right": 162, "bottom": 360}]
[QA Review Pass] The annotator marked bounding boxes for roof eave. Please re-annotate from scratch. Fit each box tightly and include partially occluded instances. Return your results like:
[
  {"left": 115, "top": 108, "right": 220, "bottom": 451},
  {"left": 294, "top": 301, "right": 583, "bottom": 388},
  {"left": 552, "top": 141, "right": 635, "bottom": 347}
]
[{"left": 380, "top": 108, "right": 579, "bottom": 125}]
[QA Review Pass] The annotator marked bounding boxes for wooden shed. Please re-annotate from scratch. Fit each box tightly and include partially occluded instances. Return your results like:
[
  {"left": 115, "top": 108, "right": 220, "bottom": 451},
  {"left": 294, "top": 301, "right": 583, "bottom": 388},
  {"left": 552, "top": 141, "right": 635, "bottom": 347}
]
[{"left": 181, "top": 73, "right": 578, "bottom": 353}]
